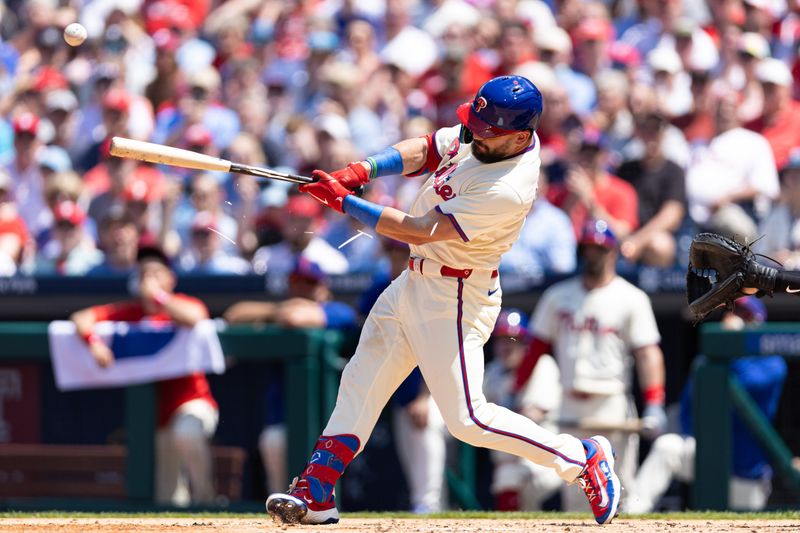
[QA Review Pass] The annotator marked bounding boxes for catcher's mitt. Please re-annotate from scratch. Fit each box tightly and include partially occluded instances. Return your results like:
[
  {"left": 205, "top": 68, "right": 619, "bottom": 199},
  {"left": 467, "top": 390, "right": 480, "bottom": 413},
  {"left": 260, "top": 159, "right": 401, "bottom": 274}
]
[{"left": 686, "top": 233, "right": 777, "bottom": 323}]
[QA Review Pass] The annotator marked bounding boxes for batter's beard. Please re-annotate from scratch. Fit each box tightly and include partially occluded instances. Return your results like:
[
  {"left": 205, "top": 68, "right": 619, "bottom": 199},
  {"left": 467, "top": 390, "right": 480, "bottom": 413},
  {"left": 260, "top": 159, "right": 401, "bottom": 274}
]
[{"left": 471, "top": 142, "right": 508, "bottom": 164}]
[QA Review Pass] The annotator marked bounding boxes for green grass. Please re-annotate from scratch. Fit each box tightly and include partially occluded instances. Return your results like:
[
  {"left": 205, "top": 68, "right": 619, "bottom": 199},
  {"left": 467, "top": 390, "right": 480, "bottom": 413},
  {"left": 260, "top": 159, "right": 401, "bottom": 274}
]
[{"left": 1, "top": 510, "right": 799, "bottom": 520}]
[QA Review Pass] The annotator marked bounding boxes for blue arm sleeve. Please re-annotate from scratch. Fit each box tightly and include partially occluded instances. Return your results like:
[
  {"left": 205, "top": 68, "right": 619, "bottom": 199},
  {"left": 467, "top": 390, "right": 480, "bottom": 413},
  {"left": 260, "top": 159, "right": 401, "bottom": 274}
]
[
  {"left": 342, "top": 195, "right": 384, "bottom": 229},
  {"left": 366, "top": 147, "right": 404, "bottom": 179}
]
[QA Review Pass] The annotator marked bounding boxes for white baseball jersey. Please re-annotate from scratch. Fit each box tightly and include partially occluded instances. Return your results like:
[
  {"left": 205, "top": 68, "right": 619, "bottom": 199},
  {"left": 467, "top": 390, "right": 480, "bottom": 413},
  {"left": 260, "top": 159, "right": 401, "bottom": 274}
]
[
  {"left": 408, "top": 125, "right": 541, "bottom": 269},
  {"left": 531, "top": 276, "right": 661, "bottom": 395}
]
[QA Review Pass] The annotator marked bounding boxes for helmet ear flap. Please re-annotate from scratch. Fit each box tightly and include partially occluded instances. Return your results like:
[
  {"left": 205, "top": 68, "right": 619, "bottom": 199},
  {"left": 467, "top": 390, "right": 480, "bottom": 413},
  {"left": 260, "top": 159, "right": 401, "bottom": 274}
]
[{"left": 459, "top": 124, "right": 473, "bottom": 144}]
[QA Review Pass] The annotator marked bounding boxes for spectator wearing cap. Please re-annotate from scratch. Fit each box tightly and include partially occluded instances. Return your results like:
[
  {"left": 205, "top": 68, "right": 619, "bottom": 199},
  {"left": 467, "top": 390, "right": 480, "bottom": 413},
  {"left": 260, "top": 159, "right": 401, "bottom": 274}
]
[
  {"left": 755, "top": 149, "right": 800, "bottom": 268},
  {"left": 252, "top": 194, "right": 348, "bottom": 276},
  {"left": 177, "top": 211, "right": 250, "bottom": 275},
  {"left": 86, "top": 145, "right": 162, "bottom": 224},
  {"left": 87, "top": 205, "right": 141, "bottom": 276},
  {"left": 667, "top": 18, "right": 720, "bottom": 75},
  {"left": 534, "top": 25, "right": 596, "bottom": 116},
  {"left": 6, "top": 113, "right": 48, "bottom": 237},
  {"left": 685, "top": 88, "right": 779, "bottom": 241},
  {"left": 71, "top": 242, "right": 219, "bottom": 506},
  {"left": 152, "top": 66, "right": 241, "bottom": 152},
  {"left": 0, "top": 169, "right": 29, "bottom": 276},
  {"left": 33, "top": 200, "right": 102, "bottom": 275},
  {"left": 501, "top": 171, "right": 577, "bottom": 277},
  {"left": 573, "top": 17, "right": 615, "bottom": 78},
  {"left": 145, "top": 28, "right": 182, "bottom": 113},
  {"left": 75, "top": 87, "right": 134, "bottom": 174},
  {"left": 224, "top": 257, "right": 358, "bottom": 495},
  {"left": 37, "top": 144, "right": 72, "bottom": 179},
  {"left": 40, "top": 170, "right": 88, "bottom": 247},
  {"left": 744, "top": 58, "right": 800, "bottom": 169},
  {"left": 672, "top": 66, "right": 717, "bottom": 146},
  {"left": 730, "top": 32, "right": 771, "bottom": 123},
  {"left": 647, "top": 47, "right": 693, "bottom": 117},
  {"left": 123, "top": 169, "right": 165, "bottom": 243},
  {"left": 172, "top": 173, "right": 238, "bottom": 256},
  {"left": 616, "top": 112, "right": 686, "bottom": 267},
  {"left": 548, "top": 129, "right": 640, "bottom": 240},
  {"left": 44, "top": 89, "right": 79, "bottom": 152}
]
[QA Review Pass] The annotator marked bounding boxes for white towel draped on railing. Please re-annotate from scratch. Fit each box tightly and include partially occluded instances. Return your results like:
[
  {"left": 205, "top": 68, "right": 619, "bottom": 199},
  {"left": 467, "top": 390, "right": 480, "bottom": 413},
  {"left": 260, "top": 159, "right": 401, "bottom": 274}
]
[{"left": 48, "top": 320, "right": 225, "bottom": 391}]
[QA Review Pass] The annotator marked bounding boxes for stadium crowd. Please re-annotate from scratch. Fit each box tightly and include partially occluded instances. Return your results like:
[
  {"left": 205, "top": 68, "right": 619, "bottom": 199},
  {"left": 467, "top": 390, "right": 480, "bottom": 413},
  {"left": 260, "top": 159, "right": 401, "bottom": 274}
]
[{"left": 0, "top": 0, "right": 798, "bottom": 278}]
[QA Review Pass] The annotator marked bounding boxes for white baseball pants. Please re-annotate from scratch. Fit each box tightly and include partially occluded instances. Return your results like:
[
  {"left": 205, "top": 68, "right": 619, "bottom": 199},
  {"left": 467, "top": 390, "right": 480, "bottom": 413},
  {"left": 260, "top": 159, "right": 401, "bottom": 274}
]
[
  {"left": 323, "top": 269, "right": 586, "bottom": 482},
  {"left": 627, "top": 434, "right": 771, "bottom": 513},
  {"left": 155, "top": 398, "right": 218, "bottom": 506},
  {"left": 393, "top": 395, "right": 448, "bottom": 513}
]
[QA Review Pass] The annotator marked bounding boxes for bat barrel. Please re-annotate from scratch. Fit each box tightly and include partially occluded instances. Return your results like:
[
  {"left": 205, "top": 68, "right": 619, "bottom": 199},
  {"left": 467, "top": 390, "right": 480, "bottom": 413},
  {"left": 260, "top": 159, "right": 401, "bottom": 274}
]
[{"left": 109, "top": 137, "right": 232, "bottom": 172}]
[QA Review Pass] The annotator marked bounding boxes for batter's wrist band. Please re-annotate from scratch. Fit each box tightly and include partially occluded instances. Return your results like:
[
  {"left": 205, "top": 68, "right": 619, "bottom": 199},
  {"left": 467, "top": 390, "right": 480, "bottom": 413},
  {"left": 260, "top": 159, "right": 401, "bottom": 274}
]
[
  {"left": 643, "top": 385, "right": 666, "bottom": 406},
  {"left": 365, "top": 147, "right": 404, "bottom": 179},
  {"left": 342, "top": 195, "right": 384, "bottom": 229},
  {"left": 81, "top": 331, "right": 101, "bottom": 346},
  {"left": 153, "top": 289, "right": 172, "bottom": 307}
]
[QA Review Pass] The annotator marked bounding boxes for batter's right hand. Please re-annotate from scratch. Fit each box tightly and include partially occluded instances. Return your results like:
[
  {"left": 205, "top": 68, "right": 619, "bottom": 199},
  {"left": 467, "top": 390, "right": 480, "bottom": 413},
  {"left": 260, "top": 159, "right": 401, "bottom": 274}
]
[
  {"left": 331, "top": 162, "right": 370, "bottom": 189},
  {"left": 300, "top": 170, "right": 353, "bottom": 213},
  {"left": 90, "top": 341, "right": 115, "bottom": 368}
]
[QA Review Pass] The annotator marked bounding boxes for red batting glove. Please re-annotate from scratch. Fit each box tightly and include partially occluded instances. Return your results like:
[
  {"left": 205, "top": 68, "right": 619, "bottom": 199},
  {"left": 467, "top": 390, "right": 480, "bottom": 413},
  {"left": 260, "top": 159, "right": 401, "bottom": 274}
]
[
  {"left": 300, "top": 170, "right": 354, "bottom": 213},
  {"left": 330, "top": 162, "right": 370, "bottom": 189}
]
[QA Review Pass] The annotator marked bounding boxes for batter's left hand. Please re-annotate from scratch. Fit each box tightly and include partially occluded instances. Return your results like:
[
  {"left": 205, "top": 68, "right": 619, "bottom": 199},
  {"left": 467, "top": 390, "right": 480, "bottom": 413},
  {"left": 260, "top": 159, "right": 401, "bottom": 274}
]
[
  {"left": 641, "top": 404, "right": 668, "bottom": 440},
  {"left": 300, "top": 170, "right": 353, "bottom": 213}
]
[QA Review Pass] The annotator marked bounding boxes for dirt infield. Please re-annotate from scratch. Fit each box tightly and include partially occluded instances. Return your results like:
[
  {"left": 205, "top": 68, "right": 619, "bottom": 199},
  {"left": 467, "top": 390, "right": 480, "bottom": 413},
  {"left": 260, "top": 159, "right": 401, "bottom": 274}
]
[{"left": 1, "top": 517, "right": 799, "bottom": 532}]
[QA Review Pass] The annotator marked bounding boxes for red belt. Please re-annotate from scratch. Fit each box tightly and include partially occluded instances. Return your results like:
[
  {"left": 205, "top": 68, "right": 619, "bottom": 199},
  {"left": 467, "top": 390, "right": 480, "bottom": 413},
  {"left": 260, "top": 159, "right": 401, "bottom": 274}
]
[{"left": 408, "top": 258, "right": 498, "bottom": 279}]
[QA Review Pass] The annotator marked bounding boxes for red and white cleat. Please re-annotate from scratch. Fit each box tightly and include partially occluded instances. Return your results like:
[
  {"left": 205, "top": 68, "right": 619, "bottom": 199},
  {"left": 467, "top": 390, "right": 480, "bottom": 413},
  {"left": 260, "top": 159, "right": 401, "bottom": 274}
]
[
  {"left": 577, "top": 436, "right": 622, "bottom": 525},
  {"left": 266, "top": 477, "right": 340, "bottom": 525}
]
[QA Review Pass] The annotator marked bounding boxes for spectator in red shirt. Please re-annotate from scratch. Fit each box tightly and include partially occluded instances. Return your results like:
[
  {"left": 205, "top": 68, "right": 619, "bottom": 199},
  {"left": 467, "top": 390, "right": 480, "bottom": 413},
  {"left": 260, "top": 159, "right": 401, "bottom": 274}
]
[
  {"left": 70, "top": 242, "right": 218, "bottom": 506},
  {"left": 745, "top": 58, "right": 800, "bottom": 170},
  {"left": 548, "top": 129, "right": 639, "bottom": 240}
]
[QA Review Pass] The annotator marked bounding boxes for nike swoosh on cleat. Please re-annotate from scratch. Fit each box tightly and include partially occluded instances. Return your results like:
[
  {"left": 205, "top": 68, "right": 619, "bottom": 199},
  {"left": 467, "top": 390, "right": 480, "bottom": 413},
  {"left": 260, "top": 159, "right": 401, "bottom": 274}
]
[
  {"left": 787, "top": 287, "right": 800, "bottom": 293},
  {"left": 488, "top": 288, "right": 500, "bottom": 296},
  {"left": 594, "top": 468, "right": 609, "bottom": 508}
]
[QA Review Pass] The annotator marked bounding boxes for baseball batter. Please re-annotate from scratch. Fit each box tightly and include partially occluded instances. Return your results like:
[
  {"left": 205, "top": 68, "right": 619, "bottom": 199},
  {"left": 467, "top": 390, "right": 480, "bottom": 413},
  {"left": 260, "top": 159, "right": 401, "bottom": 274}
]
[{"left": 266, "top": 76, "right": 621, "bottom": 525}]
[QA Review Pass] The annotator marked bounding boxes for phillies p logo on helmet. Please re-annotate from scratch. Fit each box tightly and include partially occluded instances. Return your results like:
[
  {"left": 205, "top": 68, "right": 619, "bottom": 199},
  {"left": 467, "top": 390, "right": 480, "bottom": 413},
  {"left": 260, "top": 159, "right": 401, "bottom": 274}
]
[{"left": 474, "top": 96, "right": 488, "bottom": 112}]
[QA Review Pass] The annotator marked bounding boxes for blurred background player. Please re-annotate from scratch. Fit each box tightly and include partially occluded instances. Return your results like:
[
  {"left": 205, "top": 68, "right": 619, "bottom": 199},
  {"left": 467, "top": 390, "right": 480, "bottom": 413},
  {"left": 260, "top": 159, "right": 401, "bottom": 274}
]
[
  {"left": 516, "top": 219, "right": 666, "bottom": 512},
  {"left": 627, "top": 297, "right": 787, "bottom": 513},
  {"left": 484, "top": 308, "right": 562, "bottom": 511},
  {"left": 70, "top": 242, "right": 218, "bottom": 506}
]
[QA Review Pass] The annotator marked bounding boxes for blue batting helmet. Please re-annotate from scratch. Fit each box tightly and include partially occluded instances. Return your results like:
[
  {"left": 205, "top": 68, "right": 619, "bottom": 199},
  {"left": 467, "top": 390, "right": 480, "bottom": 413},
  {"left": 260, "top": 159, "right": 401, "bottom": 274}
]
[
  {"left": 493, "top": 308, "right": 529, "bottom": 338},
  {"left": 578, "top": 219, "right": 618, "bottom": 249},
  {"left": 456, "top": 75, "right": 543, "bottom": 139}
]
